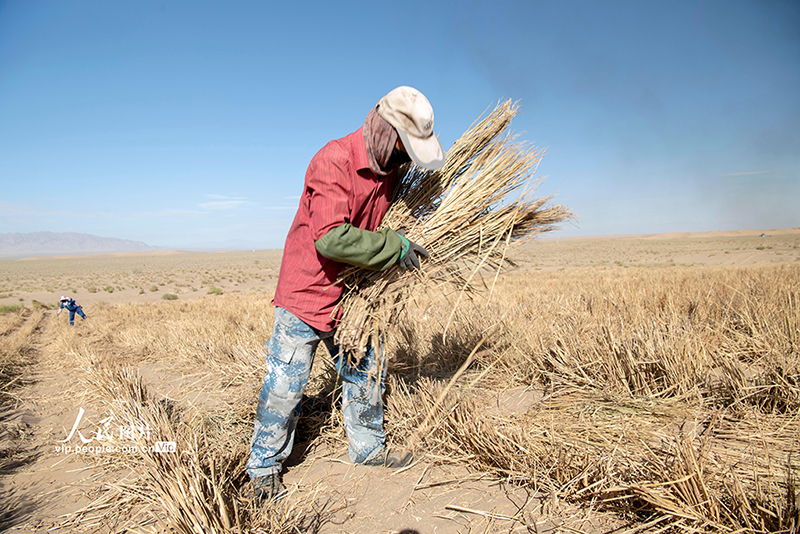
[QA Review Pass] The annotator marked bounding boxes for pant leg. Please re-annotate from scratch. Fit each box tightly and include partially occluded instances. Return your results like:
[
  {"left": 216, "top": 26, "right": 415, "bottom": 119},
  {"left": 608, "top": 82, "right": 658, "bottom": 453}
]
[
  {"left": 324, "top": 338, "right": 387, "bottom": 464},
  {"left": 68, "top": 309, "right": 75, "bottom": 325},
  {"left": 76, "top": 307, "right": 86, "bottom": 320},
  {"left": 246, "top": 307, "right": 321, "bottom": 478}
]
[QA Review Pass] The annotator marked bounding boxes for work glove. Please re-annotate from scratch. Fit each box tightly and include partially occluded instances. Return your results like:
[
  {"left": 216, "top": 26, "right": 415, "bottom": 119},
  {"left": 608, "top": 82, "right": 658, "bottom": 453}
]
[{"left": 396, "top": 229, "right": 429, "bottom": 271}]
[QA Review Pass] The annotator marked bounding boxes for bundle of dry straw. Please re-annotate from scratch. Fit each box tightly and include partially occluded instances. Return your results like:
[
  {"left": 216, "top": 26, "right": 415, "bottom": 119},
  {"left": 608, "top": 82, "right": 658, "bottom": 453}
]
[{"left": 333, "top": 100, "right": 573, "bottom": 359}]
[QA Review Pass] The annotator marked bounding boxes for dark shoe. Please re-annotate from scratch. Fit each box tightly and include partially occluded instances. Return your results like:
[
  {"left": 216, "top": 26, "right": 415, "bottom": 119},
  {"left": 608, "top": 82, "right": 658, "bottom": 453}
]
[
  {"left": 361, "top": 448, "right": 413, "bottom": 469},
  {"left": 252, "top": 473, "right": 287, "bottom": 504}
]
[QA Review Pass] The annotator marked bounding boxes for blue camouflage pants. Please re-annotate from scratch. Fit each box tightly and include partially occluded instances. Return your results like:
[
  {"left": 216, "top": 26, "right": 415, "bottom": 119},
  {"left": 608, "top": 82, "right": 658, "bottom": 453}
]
[
  {"left": 246, "top": 307, "right": 387, "bottom": 478},
  {"left": 69, "top": 307, "right": 86, "bottom": 325}
]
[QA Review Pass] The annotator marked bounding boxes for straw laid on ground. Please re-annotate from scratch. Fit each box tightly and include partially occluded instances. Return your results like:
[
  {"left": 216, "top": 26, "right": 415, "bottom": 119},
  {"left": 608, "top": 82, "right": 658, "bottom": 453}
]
[
  {"left": 333, "top": 100, "right": 573, "bottom": 358},
  {"left": 15, "top": 255, "right": 797, "bottom": 532}
]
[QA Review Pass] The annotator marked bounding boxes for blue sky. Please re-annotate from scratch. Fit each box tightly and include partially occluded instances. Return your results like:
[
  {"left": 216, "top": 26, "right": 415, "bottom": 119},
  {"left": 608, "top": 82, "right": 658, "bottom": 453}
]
[{"left": 1, "top": 0, "right": 798, "bottom": 249}]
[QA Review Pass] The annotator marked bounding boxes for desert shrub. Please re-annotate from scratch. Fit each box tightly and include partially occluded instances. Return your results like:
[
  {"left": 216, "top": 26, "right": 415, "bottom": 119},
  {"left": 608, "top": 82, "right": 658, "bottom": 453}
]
[
  {"left": 162, "top": 293, "right": 178, "bottom": 301},
  {"left": 138, "top": 288, "right": 145, "bottom": 295},
  {"left": 86, "top": 286, "right": 98, "bottom": 293},
  {"left": 207, "top": 287, "right": 223, "bottom": 295},
  {"left": 149, "top": 285, "right": 158, "bottom": 292},
  {"left": 0, "top": 304, "right": 23, "bottom": 315},
  {"left": 103, "top": 285, "right": 114, "bottom": 293},
  {"left": 31, "top": 300, "right": 53, "bottom": 310}
]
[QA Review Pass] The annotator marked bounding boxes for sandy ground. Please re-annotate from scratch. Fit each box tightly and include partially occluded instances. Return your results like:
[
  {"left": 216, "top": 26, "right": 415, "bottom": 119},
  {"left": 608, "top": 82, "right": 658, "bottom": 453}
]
[
  {"left": 509, "top": 227, "right": 800, "bottom": 272},
  {"left": 2, "top": 228, "right": 798, "bottom": 311},
  {"left": 2, "top": 312, "right": 620, "bottom": 534},
  {"left": 2, "top": 315, "right": 107, "bottom": 531},
  {"left": 1, "top": 228, "right": 799, "bottom": 533}
]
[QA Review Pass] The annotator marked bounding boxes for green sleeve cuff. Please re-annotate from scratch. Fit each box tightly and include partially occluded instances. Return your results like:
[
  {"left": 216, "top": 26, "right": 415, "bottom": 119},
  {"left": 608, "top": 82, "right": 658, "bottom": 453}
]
[
  {"left": 315, "top": 224, "right": 405, "bottom": 271},
  {"left": 398, "top": 235, "right": 410, "bottom": 259}
]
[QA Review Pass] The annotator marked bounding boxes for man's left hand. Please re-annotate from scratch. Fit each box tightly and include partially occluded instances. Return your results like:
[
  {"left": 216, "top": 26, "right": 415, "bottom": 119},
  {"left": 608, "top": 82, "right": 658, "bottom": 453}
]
[{"left": 397, "top": 230, "right": 429, "bottom": 270}]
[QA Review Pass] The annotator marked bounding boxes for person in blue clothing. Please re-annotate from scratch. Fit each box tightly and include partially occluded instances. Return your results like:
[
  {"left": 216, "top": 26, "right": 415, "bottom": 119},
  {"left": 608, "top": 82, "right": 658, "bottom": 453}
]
[{"left": 57, "top": 296, "right": 87, "bottom": 325}]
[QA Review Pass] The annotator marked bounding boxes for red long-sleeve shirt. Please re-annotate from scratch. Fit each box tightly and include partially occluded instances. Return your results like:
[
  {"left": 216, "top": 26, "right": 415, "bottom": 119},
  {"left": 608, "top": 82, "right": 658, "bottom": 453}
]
[{"left": 272, "top": 126, "right": 398, "bottom": 331}]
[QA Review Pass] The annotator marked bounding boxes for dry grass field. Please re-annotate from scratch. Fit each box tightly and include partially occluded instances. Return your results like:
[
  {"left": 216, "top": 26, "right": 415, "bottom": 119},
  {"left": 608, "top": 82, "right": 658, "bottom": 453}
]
[{"left": 1, "top": 229, "right": 799, "bottom": 534}]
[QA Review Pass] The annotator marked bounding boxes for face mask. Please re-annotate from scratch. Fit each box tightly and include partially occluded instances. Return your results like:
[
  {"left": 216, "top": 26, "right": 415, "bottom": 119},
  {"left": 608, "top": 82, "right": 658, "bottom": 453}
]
[{"left": 384, "top": 147, "right": 411, "bottom": 170}]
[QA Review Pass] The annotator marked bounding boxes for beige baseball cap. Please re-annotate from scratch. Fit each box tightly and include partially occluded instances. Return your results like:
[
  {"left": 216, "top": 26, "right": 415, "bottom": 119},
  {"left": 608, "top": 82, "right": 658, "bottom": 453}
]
[{"left": 376, "top": 86, "right": 445, "bottom": 171}]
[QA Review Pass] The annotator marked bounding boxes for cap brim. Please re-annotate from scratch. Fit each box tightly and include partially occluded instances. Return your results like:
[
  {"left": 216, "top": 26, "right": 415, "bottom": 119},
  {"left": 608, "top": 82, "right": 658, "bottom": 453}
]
[{"left": 397, "top": 129, "right": 445, "bottom": 171}]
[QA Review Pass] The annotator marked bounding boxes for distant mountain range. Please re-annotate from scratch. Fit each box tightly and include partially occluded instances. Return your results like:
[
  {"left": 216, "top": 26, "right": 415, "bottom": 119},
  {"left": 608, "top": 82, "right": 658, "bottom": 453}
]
[{"left": 0, "top": 232, "right": 162, "bottom": 258}]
